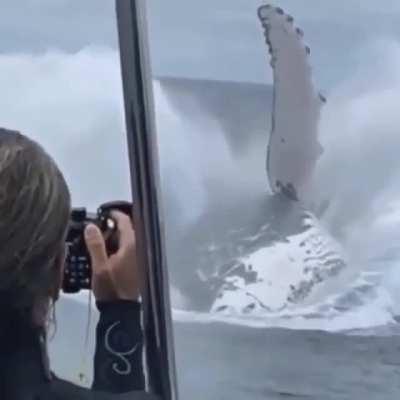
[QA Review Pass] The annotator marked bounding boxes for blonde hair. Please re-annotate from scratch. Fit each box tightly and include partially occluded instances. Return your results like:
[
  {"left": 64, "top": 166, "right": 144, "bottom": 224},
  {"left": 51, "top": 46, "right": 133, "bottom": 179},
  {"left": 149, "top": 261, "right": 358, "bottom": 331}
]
[{"left": 0, "top": 128, "right": 71, "bottom": 323}]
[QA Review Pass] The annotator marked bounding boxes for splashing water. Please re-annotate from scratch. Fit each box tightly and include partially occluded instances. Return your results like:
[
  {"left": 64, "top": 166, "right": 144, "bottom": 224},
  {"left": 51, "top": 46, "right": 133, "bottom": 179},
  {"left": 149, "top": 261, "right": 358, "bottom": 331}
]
[{"left": 155, "top": 38, "right": 400, "bottom": 332}]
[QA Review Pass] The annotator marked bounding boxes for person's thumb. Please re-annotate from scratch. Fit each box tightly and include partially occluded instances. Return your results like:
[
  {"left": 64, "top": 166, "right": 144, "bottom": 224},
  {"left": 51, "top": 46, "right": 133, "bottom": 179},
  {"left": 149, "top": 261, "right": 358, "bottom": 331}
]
[{"left": 84, "top": 224, "right": 107, "bottom": 268}]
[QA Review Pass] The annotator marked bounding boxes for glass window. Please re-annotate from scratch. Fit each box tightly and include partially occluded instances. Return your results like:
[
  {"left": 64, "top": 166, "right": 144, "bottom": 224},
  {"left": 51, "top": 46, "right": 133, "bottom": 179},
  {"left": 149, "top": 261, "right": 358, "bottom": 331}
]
[{"left": 148, "top": 1, "right": 400, "bottom": 399}]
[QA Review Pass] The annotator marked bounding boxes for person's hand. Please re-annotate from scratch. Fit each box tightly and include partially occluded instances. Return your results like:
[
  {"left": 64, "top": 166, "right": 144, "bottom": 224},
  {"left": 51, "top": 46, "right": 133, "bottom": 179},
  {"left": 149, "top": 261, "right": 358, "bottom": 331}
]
[{"left": 84, "top": 210, "right": 140, "bottom": 301}]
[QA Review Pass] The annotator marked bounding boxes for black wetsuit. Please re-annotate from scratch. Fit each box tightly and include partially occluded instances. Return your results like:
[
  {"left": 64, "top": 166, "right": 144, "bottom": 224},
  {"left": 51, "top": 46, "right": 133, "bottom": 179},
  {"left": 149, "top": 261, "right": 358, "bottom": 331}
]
[{"left": 0, "top": 300, "right": 158, "bottom": 399}]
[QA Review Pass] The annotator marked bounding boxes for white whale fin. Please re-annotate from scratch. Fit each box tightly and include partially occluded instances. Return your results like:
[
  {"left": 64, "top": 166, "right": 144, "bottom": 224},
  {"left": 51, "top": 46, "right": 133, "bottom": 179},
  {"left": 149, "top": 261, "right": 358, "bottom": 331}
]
[{"left": 258, "top": 5, "right": 325, "bottom": 201}]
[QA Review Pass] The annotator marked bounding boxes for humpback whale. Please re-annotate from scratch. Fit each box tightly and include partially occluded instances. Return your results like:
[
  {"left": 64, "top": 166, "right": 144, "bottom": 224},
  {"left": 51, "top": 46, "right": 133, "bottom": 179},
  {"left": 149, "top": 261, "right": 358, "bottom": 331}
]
[{"left": 162, "top": 5, "right": 347, "bottom": 314}]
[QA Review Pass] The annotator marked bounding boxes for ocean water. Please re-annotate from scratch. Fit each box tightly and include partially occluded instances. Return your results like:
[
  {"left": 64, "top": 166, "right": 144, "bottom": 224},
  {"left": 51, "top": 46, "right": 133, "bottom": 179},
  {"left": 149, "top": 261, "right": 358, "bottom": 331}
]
[{"left": 174, "top": 321, "right": 400, "bottom": 400}]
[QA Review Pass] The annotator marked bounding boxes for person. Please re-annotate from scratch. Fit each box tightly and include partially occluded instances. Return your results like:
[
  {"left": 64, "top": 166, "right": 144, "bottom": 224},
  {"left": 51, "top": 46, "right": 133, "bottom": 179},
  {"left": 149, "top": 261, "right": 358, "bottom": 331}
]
[{"left": 0, "top": 129, "right": 158, "bottom": 399}]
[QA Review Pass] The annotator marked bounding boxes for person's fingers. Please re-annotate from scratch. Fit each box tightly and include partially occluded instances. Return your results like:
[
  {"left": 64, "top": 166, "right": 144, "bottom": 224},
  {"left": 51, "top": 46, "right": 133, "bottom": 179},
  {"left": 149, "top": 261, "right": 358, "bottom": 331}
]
[
  {"left": 84, "top": 224, "right": 108, "bottom": 270},
  {"left": 110, "top": 211, "right": 135, "bottom": 252}
]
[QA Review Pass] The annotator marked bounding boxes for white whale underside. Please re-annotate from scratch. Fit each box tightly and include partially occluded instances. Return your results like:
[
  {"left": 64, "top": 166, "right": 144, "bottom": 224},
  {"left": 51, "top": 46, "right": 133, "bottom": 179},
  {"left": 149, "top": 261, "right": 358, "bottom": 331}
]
[{"left": 211, "top": 213, "right": 346, "bottom": 314}]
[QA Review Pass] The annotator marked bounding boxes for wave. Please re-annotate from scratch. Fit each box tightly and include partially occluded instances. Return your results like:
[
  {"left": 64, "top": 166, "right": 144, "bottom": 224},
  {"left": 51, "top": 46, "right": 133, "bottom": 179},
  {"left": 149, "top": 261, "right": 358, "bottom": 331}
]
[{"left": 171, "top": 270, "right": 396, "bottom": 333}]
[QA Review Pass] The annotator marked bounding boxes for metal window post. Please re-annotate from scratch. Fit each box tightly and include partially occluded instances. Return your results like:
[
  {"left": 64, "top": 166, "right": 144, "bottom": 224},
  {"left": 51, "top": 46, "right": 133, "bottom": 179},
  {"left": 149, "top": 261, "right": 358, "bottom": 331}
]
[{"left": 115, "top": 1, "right": 178, "bottom": 399}]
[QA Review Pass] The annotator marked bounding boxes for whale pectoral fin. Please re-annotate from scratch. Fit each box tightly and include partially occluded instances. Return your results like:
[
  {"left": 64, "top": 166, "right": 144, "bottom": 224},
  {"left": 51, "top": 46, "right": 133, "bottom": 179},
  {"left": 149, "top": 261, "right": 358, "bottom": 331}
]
[{"left": 258, "top": 5, "right": 326, "bottom": 200}]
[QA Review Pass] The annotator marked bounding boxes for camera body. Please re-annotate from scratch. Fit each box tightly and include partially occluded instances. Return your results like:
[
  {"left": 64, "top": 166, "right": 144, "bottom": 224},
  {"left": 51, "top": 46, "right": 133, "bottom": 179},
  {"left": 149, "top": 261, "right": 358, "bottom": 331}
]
[{"left": 63, "top": 200, "right": 133, "bottom": 294}]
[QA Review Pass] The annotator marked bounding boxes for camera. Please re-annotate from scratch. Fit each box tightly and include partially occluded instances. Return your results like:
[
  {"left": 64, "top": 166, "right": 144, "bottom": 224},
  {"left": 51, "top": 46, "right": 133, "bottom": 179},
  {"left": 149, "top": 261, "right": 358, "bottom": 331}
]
[{"left": 62, "top": 200, "right": 133, "bottom": 294}]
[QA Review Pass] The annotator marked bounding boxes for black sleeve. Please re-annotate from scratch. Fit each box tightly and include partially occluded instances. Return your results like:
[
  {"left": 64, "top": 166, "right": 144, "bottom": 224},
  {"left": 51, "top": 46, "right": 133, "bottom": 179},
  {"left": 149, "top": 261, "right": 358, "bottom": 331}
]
[{"left": 91, "top": 300, "right": 145, "bottom": 394}]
